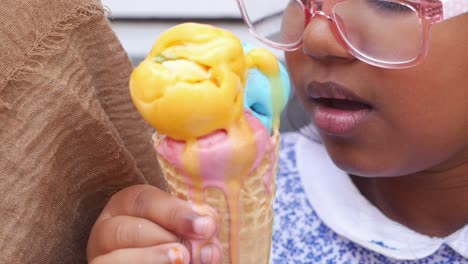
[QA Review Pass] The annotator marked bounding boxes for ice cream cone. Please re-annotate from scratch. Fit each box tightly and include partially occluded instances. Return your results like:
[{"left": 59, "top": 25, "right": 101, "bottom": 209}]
[
  {"left": 130, "top": 23, "right": 290, "bottom": 264},
  {"left": 154, "top": 132, "right": 280, "bottom": 264}
]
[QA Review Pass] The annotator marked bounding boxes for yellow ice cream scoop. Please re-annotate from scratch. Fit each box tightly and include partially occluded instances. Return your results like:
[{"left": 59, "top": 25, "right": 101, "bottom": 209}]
[{"left": 130, "top": 23, "right": 247, "bottom": 140}]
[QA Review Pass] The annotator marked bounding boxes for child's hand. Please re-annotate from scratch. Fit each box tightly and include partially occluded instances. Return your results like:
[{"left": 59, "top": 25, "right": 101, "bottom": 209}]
[{"left": 87, "top": 185, "right": 222, "bottom": 264}]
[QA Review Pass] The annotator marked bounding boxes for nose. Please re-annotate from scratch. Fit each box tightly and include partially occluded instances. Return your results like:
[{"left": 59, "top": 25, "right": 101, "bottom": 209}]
[{"left": 302, "top": 14, "right": 354, "bottom": 62}]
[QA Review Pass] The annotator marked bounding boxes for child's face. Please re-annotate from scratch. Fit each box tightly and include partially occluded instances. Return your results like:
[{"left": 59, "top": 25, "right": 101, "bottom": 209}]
[{"left": 286, "top": 14, "right": 468, "bottom": 177}]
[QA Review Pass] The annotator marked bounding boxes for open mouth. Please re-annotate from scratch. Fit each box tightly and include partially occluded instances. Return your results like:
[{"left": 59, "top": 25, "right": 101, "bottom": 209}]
[
  {"left": 306, "top": 81, "right": 374, "bottom": 135},
  {"left": 306, "top": 81, "right": 373, "bottom": 111},
  {"left": 313, "top": 98, "right": 372, "bottom": 111}
]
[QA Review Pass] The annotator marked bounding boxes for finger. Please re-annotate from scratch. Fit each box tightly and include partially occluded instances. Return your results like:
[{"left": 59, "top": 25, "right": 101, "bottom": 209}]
[
  {"left": 87, "top": 215, "right": 178, "bottom": 259},
  {"left": 194, "top": 243, "right": 224, "bottom": 264},
  {"left": 89, "top": 243, "right": 190, "bottom": 264},
  {"left": 97, "top": 184, "right": 217, "bottom": 240}
]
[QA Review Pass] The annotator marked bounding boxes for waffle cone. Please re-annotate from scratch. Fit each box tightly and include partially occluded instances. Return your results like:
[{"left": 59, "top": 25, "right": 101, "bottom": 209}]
[{"left": 156, "top": 132, "right": 280, "bottom": 264}]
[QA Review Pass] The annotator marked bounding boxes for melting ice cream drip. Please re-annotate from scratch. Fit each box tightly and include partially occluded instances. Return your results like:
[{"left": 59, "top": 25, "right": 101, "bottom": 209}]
[{"left": 158, "top": 111, "right": 273, "bottom": 263}]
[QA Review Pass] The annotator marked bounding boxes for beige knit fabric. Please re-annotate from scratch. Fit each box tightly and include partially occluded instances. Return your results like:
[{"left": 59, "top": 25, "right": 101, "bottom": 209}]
[{"left": 0, "top": 0, "right": 165, "bottom": 263}]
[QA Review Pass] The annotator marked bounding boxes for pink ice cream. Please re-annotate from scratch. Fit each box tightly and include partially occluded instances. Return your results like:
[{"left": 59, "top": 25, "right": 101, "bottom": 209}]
[{"left": 156, "top": 111, "right": 276, "bottom": 195}]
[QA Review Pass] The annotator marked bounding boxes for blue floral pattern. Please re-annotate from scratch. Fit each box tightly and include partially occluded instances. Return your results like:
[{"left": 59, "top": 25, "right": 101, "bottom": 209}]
[{"left": 271, "top": 133, "right": 467, "bottom": 264}]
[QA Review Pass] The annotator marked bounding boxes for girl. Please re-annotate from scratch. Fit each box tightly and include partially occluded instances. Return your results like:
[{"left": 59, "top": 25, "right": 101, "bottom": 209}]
[{"left": 87, "top": 0, "right": 468, "bottom": 263}]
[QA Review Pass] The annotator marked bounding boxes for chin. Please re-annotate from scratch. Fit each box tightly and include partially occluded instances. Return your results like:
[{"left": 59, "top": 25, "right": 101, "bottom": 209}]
[
  {"left": 323, "top": 143, "right": 410, "bottom": 178},
  {"left": 332, "top": 159, "right": 395, "bottom": 177}
]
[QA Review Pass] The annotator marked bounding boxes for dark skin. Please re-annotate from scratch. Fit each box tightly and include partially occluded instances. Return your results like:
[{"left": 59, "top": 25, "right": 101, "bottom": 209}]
[{"left": 286, "top": 14, "right": 468, "bottom": 237}]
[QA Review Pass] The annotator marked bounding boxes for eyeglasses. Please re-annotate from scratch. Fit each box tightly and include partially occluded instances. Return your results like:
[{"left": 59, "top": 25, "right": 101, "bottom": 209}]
[{"left": 235, "top": 0, "right": 468, "bottom": 68}]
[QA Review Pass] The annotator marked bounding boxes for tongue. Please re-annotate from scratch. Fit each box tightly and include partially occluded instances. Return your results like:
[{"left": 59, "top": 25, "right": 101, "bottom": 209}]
[{"left": 330, "top": 99, "right": 369, "bottom": 111}]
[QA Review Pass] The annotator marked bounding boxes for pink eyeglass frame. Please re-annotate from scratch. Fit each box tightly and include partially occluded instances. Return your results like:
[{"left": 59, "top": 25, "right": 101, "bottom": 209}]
[{"left": 236, "top": 0, "right": 468, "bottom": 69}]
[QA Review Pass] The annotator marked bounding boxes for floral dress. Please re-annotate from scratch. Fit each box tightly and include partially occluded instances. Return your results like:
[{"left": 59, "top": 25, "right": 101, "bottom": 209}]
[{"left": 271, "top": 133, "right": 468, "bottom": 264}]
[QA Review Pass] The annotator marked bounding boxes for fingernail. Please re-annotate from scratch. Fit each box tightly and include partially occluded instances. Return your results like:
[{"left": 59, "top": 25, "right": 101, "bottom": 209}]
[
  {"left": 168, "top": 247, "right": 184, "bottom": 264},
  {"left": 200, "top": 245, "right": 213, "bottom": 264},
  {"left": 193, "top": 216, "right": 215, "bottom": 236}
]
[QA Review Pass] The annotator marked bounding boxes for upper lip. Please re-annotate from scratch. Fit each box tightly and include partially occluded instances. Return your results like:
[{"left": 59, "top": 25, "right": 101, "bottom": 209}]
[{"left": 306, "top": 81, "right": 372, "bottom": 107}]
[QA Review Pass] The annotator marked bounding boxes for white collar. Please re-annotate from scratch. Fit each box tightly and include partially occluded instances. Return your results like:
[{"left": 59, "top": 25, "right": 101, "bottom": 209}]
[{"left": 295, "top": 133, "right": 468, "bottom": 260}]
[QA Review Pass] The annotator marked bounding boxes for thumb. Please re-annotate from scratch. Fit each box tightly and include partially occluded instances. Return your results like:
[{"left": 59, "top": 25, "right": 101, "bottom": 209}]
[{"left": 97, "top": 185, "right": 218, "bottom": 240}]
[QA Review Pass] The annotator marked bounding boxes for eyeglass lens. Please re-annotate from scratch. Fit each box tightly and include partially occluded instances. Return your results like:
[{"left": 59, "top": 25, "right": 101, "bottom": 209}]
[{"left": 242, "top": 0, "right": 423, "bottom": 63}]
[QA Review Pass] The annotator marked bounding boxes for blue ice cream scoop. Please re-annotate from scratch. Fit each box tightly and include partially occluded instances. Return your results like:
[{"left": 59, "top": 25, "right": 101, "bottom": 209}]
[{"left": 243, "top": 43, "right": 291, "bottom": 133}]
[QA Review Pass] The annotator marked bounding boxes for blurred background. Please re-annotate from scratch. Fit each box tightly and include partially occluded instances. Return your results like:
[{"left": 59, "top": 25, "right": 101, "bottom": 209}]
[{"left": 103, "top": 0, "right": 302, "bottom": 132}]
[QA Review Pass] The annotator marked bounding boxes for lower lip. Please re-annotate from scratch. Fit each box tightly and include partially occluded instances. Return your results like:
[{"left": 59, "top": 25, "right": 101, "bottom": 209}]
[{"left": 313, "top": 104, "right": 371, "bottom": 135}]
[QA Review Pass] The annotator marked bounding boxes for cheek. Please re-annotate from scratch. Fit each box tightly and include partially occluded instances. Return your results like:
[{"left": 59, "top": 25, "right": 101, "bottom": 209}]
[
  {"left": 322, "top": 57, "right": 468, "bottom": 177},
  {"left": 380, "top": 18, "right": 468, "bottom": 150},
  {"left": 352, "top": 18, "right": 468, "bottom": 175},
  {"left": 336, "top": 70, "right": 468, "bottom": 176}
]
